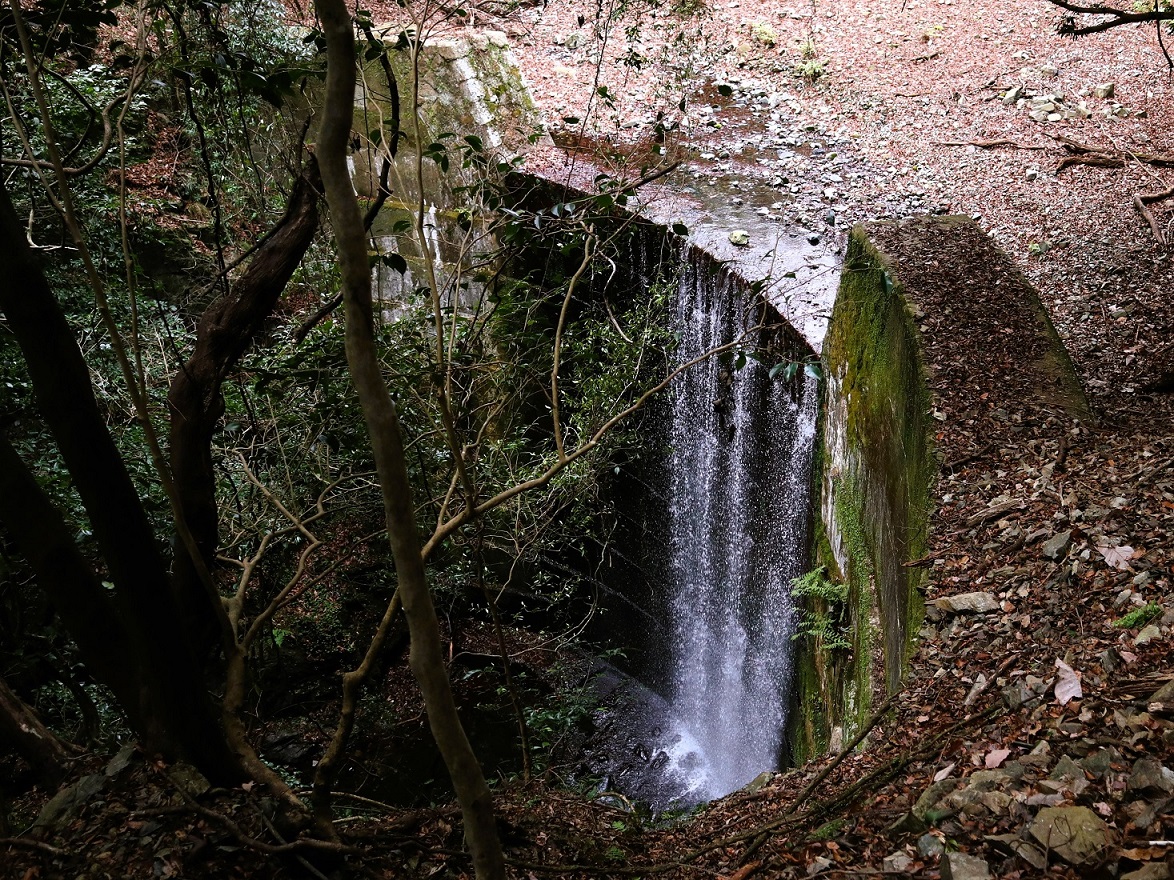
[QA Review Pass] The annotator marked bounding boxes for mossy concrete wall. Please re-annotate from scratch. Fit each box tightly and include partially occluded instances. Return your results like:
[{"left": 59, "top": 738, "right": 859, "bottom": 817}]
[
  {"left": 351, "top": 28, "right": 543, "bottom": 211},
  {"left": 793, "top": 224, "right": 936, "bottom": 760},
  {"left": 342, "top": 28, "right": 543, "bottom": 312}
]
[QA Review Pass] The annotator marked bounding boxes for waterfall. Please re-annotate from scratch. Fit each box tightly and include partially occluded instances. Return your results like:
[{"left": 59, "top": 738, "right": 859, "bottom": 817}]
[{"left": 658, "top": 249, "right": 818, "bottom": 803}]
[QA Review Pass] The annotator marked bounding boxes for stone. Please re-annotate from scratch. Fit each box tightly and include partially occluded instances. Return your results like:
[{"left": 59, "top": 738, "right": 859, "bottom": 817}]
[
  {"left": 34, "top": 773, "right": 106, "bottom": 829},
  {"left": 987, "top": 833, "right": 1048, "bottom": 869},
  {"left": 167, "top": 762, "right": 211, "bottom": 798},
  {"left": 979, "top": 790, "right": 1012, "bottom": 814},
  {"left": 942, "top": 851, "right": 991, "bottom": 880},
  {"left": 1025, "top": 168, "right": 1039, "bottom": 181},
  {"left": 934, "top": 592, "right": 999, "bottom": 614},
  {"left": 807, "top": 233, "right": 822, "bottom": 246},
  {"left": 1127, "top": 758, "right": 1174, "bottom": 793},
  {"left": 104, "top": 743, "right": 137, "bottom": 778},
  {"left": 1029, "top": 806, "right": 1116, "bottom": 865},
  {"left": 807, "top": 856, "right": 833, "bottom": 875},
  {"left": 1093, "top": 82, "right": 1115, "bottom": 99},
  {"left": 1003, "top": 85, "right": 1024, "bottom": 104},
  {"left": 913, "top": 778, "right": 961, "bottom": 821},
  {"left": 1135, "top": 624, "right": 1162, "bottom": 645},
  {"left": 918, "top": 833, "right": 945, "bottom": 858},
  {"left": 745, "top": 770, "right": 774, "bottom": 793},
  {"left": 728, "top": 229, "right": 750, "bottom": 247},
  {"left": 1080, "top": 747, "right": 1120, "bottom": 777},
  {"left": 1042, "top": 529, "right": 1073, "bottom": 559},
  {"left": 1049, "top": 755, "right": 1085, "bottom": 781},
  {"left": 886, "top": 811, "right": 928, "bottom": 836},
  {"left": 1123, "top": 863, "right": 1172, "bottom": 880},
  {"left": 1147, "top": 678, "right": 1174, "bottom": 706},
  {"left": 883, "top": 851, "right": 914, "bottom": 872}
]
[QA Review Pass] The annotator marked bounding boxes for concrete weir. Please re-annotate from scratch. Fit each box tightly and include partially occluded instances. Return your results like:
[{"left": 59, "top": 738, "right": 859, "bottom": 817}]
[{"left": 799, "top": 216, "right": 1090, "bottom": 760}]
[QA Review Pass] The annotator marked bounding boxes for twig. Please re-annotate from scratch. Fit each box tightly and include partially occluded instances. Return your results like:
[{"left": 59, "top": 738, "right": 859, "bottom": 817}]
[
  {"left": 938, "top": 139, "right": 1044, "bottom": 150},
  {"left": 172, "top": 789, "right": 357, "bottom": 856},
  {"left": 0, "top": 837, "right": 65, "bottom": 856},
  {"left": 1133, "top": 185, "right": 1174, "bottom": 247},
  {"left": 784, "top": 690, "right": 902, "bottom": 814}
]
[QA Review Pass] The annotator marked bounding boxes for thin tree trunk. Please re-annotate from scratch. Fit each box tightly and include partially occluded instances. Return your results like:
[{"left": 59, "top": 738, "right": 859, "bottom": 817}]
[
  {"left": 312, "top": 4, "right": 505, "bottom": 877},
  {"left": 0, "top": 182, "right": 242, "bottom": 782},
  {"left": 168, "top": 157, "right": 322, "bottom": 651},
  {"left": 0, "top": 435, "right": 144, "bottom": 730},
  {"left": 0, "top": 675, "right": 74, "bottom": 786}
]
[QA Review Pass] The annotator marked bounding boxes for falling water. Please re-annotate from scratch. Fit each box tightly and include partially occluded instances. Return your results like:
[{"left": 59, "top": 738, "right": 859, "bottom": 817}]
[{"left": 656, "top": 250, "right": 818, "bottom": 803}]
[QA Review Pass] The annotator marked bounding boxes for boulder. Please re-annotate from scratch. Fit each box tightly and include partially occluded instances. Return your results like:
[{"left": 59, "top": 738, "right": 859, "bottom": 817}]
[
  {"left": 934, "top": 592, "right": 999, "bottom": 614},
  {"left": 1029, "top": 806, "right": 1116, "bottom": 865}
]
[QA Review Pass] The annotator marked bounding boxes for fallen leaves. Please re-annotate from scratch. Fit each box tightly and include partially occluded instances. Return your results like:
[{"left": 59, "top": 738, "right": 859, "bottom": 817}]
[
  {"left": 1098, "top": 544, "right": 1136, "bottom": 571},
  {"left": 1054, "top": 659, "right": 1083, "bottom": 705}
]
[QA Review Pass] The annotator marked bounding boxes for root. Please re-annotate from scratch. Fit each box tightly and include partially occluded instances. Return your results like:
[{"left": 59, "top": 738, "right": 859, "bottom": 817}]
[
  {"left": 1052, "top": 134, "right": 1174, "bottom": 173},
  {"left": 1133, "top": 185, "right": 1174, "bottom": 246}
]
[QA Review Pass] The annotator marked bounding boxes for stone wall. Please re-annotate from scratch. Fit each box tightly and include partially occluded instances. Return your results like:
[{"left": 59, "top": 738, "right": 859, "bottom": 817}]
[{"left": 792, "top": 224, "right": 935, "bottom": 759}]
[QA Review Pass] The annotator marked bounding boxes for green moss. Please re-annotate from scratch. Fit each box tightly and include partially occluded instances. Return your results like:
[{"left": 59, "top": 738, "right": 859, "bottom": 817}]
[
  {"left": 791, "top": 223, "right": 935, "bottom": 761},
  {"left": 1113, "top": 603, "right": 1162, "bottom": 629}
]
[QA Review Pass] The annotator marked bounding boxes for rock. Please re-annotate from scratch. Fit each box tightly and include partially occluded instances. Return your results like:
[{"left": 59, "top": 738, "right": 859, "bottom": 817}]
[
  {"left": 807, "top": 233, "right": 822, "bottom": 245},
  {"left": 942, "top": 851, "right": 991, "bottom": 880},
  {"left": 883, "top": 851, "right": 914, "bottom": 872},
  {"left": 807, "top": 856, "right": 833, "bottom": 875},
  {"left": 34, "top": 773, "right": 106, "bottom": 829},
  {"left": 934, "top": 592, "right": 999, "bottom": 614},
  {"left": 104, "top": 743, "right": 137, "bottom": 778},
  {"left": 1093, "top": 82, "right": 1115, "bottom": 99},
  {"left": 1049, "top": 755, "right": 1085, "bottom": 781},
  {"left": 886, "top": 811, "right": 928, "bottom": 836},
  {"left": 1042, "top": 529, "right": 1073, "bottom": 559},
  {"left": 917, "top": 833, "right": 945, "bottom": 858},
  {"left": 1127, "top": 758, "right": 1174, "bottom": 793},
  {"left": 979, "top": 790, "right": 1012, "bottom": 814},
  {"left": 728, "top": 229, "right": 750, "bottom": 247},
  {"left": 913, "top": 778, "right": 961, "bottom": 821},
  {"left": 1148, "top": 679, "right": 1174, "bottom": 706},
  {"left": 1123, "top": 863, "right": 1172, "bottom": 880},
  {"left": 745, "top": 770, "right": 774, "bottom": 793},
  {"left": 1029, "top": 806, "right": 1116, "bottom": 865},
  {"left": 987, "top": 833, "right": 1048, "bottom": 869},
  {"left": 1081, "top": 747, "right": 1120, "bottom": 777},
  {"left": 1003, "top": 85, "right": 1024, "bottom": 104},
  {"left": 1025, "top": 168, "right": 1039, "bottom": 181},
  {"left": 1135, "top": 624, "right": 1162, "bottom": 645}
]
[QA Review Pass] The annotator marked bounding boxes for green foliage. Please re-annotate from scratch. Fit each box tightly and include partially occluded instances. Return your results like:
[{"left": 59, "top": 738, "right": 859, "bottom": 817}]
[
  {"left": 791, "top": 567, "right": 851, "bottom": 651},
  {"left": 791, "top": 566, "right": 849, "bottom": 604},
  {"left": 750, "top": 22, "right": 778, "bottom": 47},
  {"left": 1113, "top": 603, "right": 1163, "bottom": 629}
]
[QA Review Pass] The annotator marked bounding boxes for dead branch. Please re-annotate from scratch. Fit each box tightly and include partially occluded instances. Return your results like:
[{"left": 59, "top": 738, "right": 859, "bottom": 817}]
[
  {"left": 1134, "top": 185, "right": 1174, "bottom": 247},
  {"left": 0, "top": 837, "right": 66, "bottom": 856},
  {"left": 1052, "top": 134, "right": 1174, "bottom": 173},
  {"left": 1044, "top": 0, "right": 1174, "bottom": 38},
  {"left": 939, "top": 139, "right": 1044, "bottom": 150}
]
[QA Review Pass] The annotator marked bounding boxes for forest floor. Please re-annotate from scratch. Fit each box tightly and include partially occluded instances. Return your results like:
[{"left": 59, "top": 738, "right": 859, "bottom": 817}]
[{"left": 7, "top": 1, "right": 1174, "bottom": 878}]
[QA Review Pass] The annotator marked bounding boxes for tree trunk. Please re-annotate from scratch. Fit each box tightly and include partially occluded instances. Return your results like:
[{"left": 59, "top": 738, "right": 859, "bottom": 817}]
[
  {"left": 0, "top": 182, "right": 242, "bottom": 782},
  {"left": 0, "top": 435, "right": 144, "bottom": 730},
  {"left": 0, "top": 674, "right": 74, "bottom": 786},
  {"left": 312, "top": 4, "right": 505, "bottom": 877},
  {"left": 168, "top": 157, "right": 322, "bottom": 651}
]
